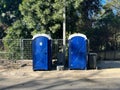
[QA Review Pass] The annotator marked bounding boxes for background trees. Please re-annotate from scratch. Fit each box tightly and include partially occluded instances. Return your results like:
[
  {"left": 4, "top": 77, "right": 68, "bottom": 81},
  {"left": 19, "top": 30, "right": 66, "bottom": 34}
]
[
  {"left": 19, "top": 0, "right": 64, "bottom": 39},
  {"left": 0, "top": 0, "right": 120, "bottom": 52},
  {"left": 0, "top": 0, "right": 22, "bottom": 39},
  {"left": 90, "top": 0, "right": 120, "bottom": 51}
]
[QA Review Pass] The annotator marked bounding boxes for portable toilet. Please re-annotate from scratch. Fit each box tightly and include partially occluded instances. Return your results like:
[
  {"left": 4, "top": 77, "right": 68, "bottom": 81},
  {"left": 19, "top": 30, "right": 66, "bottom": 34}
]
[
  {"left": 32, "top": 34, "right": 52, "bottom": 70},
  {"left": 68, "top": 33, "right": 87, "bottom": 70}
]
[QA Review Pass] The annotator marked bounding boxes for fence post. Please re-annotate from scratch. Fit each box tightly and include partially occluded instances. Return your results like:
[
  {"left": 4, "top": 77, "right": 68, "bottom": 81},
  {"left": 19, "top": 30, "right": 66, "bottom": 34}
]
[{"left": 20, "top": 39, "right": 24, "bottom": 60}]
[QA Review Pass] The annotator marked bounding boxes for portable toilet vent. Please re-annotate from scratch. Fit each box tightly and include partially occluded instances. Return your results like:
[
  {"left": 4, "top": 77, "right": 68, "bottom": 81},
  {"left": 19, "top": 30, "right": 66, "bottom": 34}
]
[
  {"left": 68, "top": 33, "right": 87, "bottom": 70},
  {"left": 32, "top": 34, "right": 52, "bottom": 70}
]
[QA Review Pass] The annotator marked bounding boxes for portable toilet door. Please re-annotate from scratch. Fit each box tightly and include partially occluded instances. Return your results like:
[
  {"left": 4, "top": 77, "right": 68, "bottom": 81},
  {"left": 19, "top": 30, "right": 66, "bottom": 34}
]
[
  {"left": 68, "top": 33, "right": 87, "bottom": 70},
  {"left": 32, "top": 34, "right": 52, "bottom": 70}
]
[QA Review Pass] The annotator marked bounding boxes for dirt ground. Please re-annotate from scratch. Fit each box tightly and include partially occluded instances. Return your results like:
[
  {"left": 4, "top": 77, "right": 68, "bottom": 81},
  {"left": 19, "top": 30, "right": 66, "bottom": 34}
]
[
  {"left": 0, "top": 60, "right": 120, "bottom": 79},
  {"left": 0, "top": 60, "right": 120, "bottom": 89}
]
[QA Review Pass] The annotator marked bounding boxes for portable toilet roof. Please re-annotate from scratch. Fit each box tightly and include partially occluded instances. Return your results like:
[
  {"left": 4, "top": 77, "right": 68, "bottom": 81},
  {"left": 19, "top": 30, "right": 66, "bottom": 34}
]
[
  {"left": 68, "top": 33, "right": 87, "bottom": 40},
  {"left": 32, "top": 34, "right": 51, "bottom": 40}
]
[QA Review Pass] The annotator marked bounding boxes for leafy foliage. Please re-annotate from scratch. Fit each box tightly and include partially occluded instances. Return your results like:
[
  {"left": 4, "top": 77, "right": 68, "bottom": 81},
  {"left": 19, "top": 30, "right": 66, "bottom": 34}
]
[
  {"left": 89, "top": 3, "right": 120, "bottom": 51},
  {"left": 0, "top": 0, "right": 22, "bottom": 39},
  {"left": 3, "top": 20, "right": 32, "bottom": 60},
  {"left": 78, "top": 0, "right": 102, "bottom": 33},
  {"left": 0, "top": 0, "right": 22, "bottom": 25},
  {"left": 19, "top": 0, "right": 64, "bottom": 38}
]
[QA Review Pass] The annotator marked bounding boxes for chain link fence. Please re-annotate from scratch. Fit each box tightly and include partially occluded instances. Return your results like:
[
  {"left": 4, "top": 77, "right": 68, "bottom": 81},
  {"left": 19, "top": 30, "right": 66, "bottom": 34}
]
[
  {"left": 0, "top": 39, "right": 31, "bottom": 60},
  {"left": 21, "top": 39, "right": 32, "bottom": 60},
  {"left": 0, "top": 38, "right": 120, "bottom": 61},
  {"left": 0, "top": 39, "right": 67, "bottom": 61}
]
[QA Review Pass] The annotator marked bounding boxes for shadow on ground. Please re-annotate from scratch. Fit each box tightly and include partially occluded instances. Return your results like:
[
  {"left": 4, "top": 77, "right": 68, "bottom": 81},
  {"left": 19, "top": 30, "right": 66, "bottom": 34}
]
[{"left": 0, "top": 70, "right": 120, "bottom": 90}]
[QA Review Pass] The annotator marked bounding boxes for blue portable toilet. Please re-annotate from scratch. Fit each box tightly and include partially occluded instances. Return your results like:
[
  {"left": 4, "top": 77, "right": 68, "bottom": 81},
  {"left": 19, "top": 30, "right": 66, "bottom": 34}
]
[
  {"left": 68, "top": 33, "right": 87, "bottom": 70},
  {"left": 32, "top": 34, "right": 52, "bottom": 70}
]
